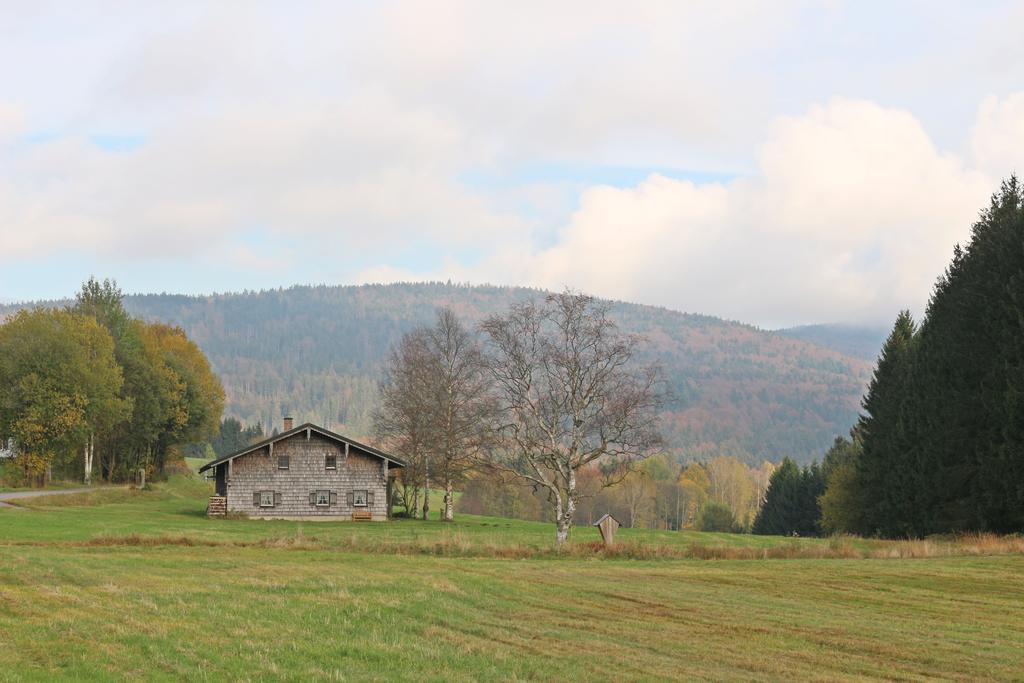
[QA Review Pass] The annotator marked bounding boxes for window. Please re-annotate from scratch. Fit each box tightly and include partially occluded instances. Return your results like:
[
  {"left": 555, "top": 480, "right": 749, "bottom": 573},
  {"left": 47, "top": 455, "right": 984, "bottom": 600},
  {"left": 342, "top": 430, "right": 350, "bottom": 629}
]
[
  {"left": 259, "top": 491, "right": 275, "bottom": 507},
  {"left": 325, "top": 455, "right": 337, "bottom": 470},
  {"left": 277, "top": 455, "right": 289, "bottom": 470},
  {"left": 315, "top": 490, "right": 330, "bottom": 507},
  {"left": 352, "top": 489, "right": 368, "bottom": 507}
]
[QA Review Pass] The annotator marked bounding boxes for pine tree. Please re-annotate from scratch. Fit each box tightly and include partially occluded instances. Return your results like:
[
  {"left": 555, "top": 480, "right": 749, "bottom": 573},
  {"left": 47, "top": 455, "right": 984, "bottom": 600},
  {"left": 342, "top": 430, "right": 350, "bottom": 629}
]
[
  {"left": 956, "top": 178, "right": 1024, "bottom": 531},
  {"left": 855, "top": 311, "right": 917, "bottom": 536},
  {"left": 854, "top": 177, "right": 1024, "bottom": 536},
  {"left": 753, "top": 458, "right": 809, "bottom": 535}
]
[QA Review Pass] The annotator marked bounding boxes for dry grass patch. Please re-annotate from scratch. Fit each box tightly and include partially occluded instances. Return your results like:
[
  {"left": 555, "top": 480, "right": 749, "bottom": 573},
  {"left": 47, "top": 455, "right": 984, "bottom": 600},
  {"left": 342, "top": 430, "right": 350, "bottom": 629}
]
[
  {"left": 10, "top": 486, "right": 147, "bottom": 509},
  {"left": 868, "top": 532, "right": 1024, "bottom": 559},
  {"left": 13, "top": 530, "right": 1020, "bottom": 562}
]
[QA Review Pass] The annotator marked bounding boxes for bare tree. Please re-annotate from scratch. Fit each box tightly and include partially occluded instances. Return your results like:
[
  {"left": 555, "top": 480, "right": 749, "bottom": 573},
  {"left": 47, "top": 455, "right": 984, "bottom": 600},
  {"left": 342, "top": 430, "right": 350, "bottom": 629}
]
[
  {"left": 480, "top": 291, "right": 664, "bottom": 545},
  {"left": 423, "top": 308, "right": 493, "bottom": 522},
  {"left": 373, "top": 329, "right": 434, "bottom": 518},
  {"left": 374, "top": 308, "right": 492, "bottom": 522}
]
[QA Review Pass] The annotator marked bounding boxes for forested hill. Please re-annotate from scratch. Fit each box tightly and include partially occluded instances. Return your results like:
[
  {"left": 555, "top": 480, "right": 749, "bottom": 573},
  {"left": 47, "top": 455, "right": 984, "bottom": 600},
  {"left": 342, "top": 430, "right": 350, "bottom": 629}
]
[
  {"left": 775, "top": 323, "right": 889, "bottom": 362},
  {"left": 1, "top": 283, "right": 871, "bottom": 464}
]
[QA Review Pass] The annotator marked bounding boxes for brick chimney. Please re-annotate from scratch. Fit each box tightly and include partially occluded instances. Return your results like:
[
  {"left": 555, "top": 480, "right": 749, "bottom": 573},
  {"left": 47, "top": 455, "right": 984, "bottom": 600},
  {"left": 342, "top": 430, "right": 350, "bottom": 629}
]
[{"left": 283, "top": 416, "right": 294, "bottom": 431}]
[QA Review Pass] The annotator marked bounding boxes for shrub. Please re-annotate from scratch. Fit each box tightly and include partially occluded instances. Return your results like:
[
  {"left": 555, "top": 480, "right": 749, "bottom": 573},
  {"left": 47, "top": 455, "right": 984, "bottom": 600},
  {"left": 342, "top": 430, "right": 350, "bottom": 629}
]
[
  {"left": 696, "top": 501, "right": 738, "bottom": 532},
  {"left": 0, "top": 460, "right": 30, "bottom": 489}
]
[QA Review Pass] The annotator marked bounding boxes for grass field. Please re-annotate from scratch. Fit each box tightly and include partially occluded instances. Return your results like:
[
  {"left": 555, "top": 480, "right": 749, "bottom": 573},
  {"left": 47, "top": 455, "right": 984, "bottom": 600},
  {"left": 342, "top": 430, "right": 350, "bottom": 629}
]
[{"left": 2, "top": 476, "right": 1023, "bottom": 680}]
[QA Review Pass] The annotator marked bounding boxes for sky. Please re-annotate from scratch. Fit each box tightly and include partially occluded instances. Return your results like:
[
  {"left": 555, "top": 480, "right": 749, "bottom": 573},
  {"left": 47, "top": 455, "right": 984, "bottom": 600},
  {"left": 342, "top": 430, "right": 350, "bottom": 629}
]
[{"left": 1, "top": 1, "right": 1023, "bottom": 327}]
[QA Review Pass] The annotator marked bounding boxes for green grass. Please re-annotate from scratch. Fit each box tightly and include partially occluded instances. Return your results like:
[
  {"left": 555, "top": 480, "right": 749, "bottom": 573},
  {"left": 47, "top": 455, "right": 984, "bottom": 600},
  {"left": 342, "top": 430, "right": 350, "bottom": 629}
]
[
  {"left": 1, "top": 476, "right": 1023, "bottom": 680},
  {"left": 184, "top": 457, "right": 208, "bottom": 474},
  {"left": 0, "top": 478, "right": 862, "bottom": 554}
]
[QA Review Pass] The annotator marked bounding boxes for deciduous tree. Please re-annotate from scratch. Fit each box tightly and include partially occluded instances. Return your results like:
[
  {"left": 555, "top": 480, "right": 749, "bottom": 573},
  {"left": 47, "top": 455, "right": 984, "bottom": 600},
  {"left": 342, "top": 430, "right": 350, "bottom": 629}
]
[
  {"left": 480, "top": 291, "right": 664, "bottom": 544},
  {"left": 422, "top": 308, "right": 494, "bottom": 522},
  {"left": 0, "top": 309, "right": 126, "bottom": 484},
  {"left": 375, "top": 328, "right": 436, "bottom": 519}
]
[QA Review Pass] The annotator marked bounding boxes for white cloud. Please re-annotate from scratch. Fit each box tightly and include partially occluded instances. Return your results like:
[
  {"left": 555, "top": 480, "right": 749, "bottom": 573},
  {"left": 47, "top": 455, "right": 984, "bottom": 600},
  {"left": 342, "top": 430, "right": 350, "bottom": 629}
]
[
  {"left": 0, "top": 97, "right": 526, "bottom": 261},
  {"left": 463, "top": 98, "right": 1005, "bottom": 326},
  {"left": 971, "top": 93, "right": 1024, "bottom": 177},
  {"left": 0, "top": 104, "right": 24, "bottom": 144},
  {"left": 3, "top": 3, "right": 1024, "bottom": 322}
]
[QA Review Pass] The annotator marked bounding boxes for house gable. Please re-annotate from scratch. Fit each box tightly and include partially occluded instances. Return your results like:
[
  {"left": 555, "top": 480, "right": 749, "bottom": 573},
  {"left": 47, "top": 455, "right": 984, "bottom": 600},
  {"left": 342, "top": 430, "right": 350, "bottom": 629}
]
[{"left": 199, "top": 422, "right": 405, "bottom": 473}]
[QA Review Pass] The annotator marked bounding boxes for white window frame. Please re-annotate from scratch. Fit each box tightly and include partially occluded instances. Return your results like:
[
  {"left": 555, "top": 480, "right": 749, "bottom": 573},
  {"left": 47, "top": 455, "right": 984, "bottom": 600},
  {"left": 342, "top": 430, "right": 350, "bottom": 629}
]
[
  {"left": 259, "top": 491, "right": 275, "bottom": 508},
  {"left": 315, "top": 490, "right": 330, "bottom": 507},
  {"left": 352, "top": 489, "right": 368, "bottom": 507}
]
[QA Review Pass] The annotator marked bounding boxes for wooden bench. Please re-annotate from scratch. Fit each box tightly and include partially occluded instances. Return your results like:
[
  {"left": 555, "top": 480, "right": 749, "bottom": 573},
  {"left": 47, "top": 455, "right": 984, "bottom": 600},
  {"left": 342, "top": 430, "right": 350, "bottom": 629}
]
[{"left": 351, "top": 510, "right": 373, "bottom": 521}]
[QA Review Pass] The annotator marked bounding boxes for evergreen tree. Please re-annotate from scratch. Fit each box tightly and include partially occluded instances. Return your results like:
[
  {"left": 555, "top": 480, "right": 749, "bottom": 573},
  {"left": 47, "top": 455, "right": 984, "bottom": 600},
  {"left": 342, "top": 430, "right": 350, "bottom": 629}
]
[
  {"left": 753, "top": 458, "right": 818, "bottom": 536},
  {"left": 198, "top": 417, "right": 266, "bottom": 458},
  {"left": 854, "top": 311, "right": 917, "bottom": 536},
  {"left": 918, "top": 177, "right": 1024, "bottom": 532},
  {"left": 853, "top": 177, "right": 1024, "bottom": 536}
]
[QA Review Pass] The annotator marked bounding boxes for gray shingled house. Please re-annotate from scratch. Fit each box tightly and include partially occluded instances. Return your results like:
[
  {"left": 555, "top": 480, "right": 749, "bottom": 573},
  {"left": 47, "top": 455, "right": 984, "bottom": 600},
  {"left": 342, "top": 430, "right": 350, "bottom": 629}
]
[{"left": 199, "top": 418, "right": 405, "bottom": 520}]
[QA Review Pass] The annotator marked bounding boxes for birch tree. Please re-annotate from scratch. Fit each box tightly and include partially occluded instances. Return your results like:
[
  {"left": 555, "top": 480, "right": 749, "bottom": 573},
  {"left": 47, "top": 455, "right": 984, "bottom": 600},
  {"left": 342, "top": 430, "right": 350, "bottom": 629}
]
[
  {"left": 423, "top": 308, "right": 493, "bottom": 522},
  {"left": 480, "top": 291, "right": 664, "bottom": 545},
  {"left": 375, "top": 309, "right": 492, "bottom": 521}
]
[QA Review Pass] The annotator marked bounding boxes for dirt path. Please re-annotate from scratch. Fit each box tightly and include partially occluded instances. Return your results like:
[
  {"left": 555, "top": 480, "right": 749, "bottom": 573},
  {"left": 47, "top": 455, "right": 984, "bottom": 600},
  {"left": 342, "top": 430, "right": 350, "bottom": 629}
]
[{"left": 0, "top": 488, "right": 97, "bottom": 508}]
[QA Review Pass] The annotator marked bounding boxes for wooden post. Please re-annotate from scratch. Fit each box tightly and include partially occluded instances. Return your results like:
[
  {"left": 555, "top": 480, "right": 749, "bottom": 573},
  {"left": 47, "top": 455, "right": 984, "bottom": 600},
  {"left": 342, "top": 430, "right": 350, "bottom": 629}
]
[
  {"left": 593, "top": 513, "right": 620, "bottom": 547},
  {"left": 138, "top": 468, "right": 146, "bottom": 489}
]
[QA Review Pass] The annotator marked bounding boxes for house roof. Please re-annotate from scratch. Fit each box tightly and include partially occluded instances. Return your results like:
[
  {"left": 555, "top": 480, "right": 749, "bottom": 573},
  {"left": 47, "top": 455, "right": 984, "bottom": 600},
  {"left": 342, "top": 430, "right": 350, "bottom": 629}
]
[{"left": 198, "top": 422, "right": 406, "bottom": 473}]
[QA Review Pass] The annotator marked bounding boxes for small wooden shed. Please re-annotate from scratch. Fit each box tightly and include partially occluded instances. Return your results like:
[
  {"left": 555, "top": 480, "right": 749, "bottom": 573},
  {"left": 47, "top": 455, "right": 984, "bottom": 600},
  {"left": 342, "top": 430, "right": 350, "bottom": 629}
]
[{"left": 593, "top": 513, "right": 621, "bottom": 546}]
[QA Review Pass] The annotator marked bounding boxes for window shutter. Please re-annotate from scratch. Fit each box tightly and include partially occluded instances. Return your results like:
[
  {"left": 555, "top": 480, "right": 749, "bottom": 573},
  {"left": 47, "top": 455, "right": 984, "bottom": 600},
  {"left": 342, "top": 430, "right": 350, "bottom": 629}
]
[
  {"left": 330, "top": 491, "right": 338, "bottom": 506},
  {"left": 346, "top": 491, "right": 354, "bottom": 506},
  {"left": 253, "top": 491, "right": 260, "bottom": 506},
  {"left": 309, "top": 491, "right": 316, "bottom": 505},
  {"left": 366, "top": 491, "right": 375, "bottom": 507},
  {"left": 274, "top": 492, "right": 282, "bottom": 507}
]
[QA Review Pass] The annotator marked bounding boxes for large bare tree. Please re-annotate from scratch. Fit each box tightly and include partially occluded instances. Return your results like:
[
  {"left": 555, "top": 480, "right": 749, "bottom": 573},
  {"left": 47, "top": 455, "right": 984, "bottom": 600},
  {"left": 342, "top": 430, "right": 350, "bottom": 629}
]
[{"left": 480, "top": 291, "right": 664, "bottom": 544}]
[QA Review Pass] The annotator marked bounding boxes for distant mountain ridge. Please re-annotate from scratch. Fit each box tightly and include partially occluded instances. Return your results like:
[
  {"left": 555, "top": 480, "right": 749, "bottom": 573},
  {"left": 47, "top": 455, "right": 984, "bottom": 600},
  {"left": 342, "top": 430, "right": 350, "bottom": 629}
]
[
  {"left": 775, "top": 323, "right": 888, "bottom": 362},
  {"left": 0, "top": 282, "right": 872, "bottom": 464}
]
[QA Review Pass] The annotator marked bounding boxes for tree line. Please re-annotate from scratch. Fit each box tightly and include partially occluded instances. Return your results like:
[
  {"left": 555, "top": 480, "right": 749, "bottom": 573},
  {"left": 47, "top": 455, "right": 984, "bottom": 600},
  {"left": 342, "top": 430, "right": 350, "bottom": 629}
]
[
  {"left": 183, "top": 417, "right": 266, "bottom": 462},
  {"left": 0, "top": 278, "right": 224, "bottom": 486},
  {"left": 459, "top": 454, "right": 776, "bottom": 533},
  {"left": 824, "top": 178, "right": 1024, "bottom": 537},
  {"left": 753, "top": 178, "right": 1024, "bottom": 538}
]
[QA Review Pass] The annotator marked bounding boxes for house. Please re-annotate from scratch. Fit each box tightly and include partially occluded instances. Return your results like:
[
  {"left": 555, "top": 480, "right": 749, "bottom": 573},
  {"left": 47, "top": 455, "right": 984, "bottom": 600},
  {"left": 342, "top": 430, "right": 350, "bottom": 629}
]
[{"left": 199, "top": 418, "right": 405, "bottom": 520}]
